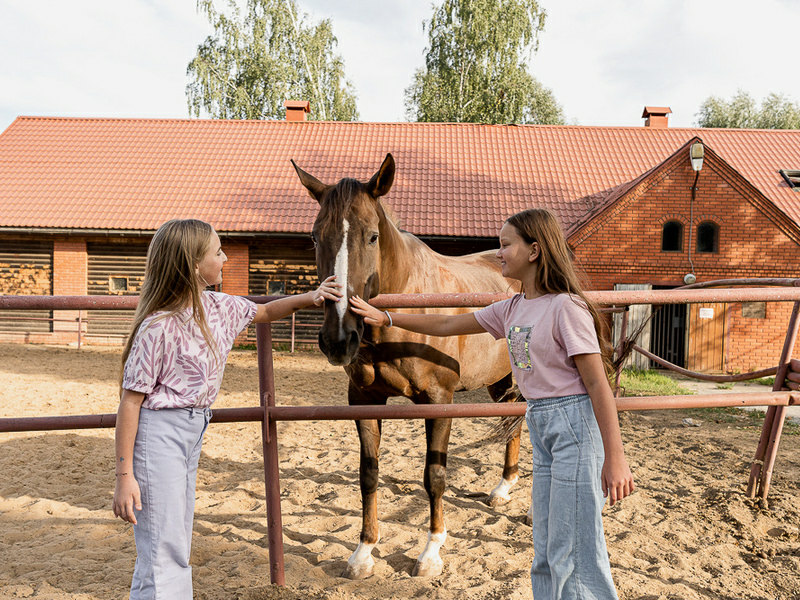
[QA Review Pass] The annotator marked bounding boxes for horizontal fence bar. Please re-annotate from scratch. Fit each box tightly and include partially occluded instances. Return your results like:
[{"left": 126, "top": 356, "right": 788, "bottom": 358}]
[
  {"left": 5, "top": 287, "right": 800, "bottom": 312},
  {"left": 4, "top": 393, "right": 797, "bottom": 434},
  {"left": 0, "top": 406, "right": 264, "bottom": 433}
]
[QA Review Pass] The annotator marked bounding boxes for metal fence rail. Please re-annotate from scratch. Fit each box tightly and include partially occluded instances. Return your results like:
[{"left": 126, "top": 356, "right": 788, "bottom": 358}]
[{"left": 2, "top": 285, "right": 800, "bottom": 586}]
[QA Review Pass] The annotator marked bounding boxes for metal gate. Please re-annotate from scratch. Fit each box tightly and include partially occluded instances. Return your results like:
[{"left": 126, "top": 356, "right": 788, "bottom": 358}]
[{"left": 650, "top": 298, "right": 687, "bottom": 368}]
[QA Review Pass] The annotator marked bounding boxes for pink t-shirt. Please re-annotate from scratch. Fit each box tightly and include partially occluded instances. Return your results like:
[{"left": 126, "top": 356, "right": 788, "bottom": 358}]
[
  {"left": 122, "top": 291, "right": 257, "bottom": 409},
  {"left": 474, "top": 293, "right": 600, "bottom": 401}
]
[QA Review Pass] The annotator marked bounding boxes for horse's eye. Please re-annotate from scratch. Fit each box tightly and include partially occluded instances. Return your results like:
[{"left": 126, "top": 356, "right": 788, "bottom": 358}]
[{"left": 369, "top": 233, "right": 379, "bottom": 245}]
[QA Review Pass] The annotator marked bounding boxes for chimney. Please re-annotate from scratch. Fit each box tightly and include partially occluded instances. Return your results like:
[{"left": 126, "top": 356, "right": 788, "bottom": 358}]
[
  {"left": 642, "top": 106, "right": 671, "bottom": 128},
  {"left": 284, "top": 100, "right": 310, "bottom": 122}
]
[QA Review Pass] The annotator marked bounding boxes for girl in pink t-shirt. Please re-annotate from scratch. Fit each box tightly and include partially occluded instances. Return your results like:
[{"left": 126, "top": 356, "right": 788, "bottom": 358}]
[
  {"left": 112, "top": 219, "right": 341, "bottom": 599},
  {"left": 350, "top": 208, "right": 634, "bottom": 600}
]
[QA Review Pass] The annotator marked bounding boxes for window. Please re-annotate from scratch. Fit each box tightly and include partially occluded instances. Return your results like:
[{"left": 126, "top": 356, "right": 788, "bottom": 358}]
[
  {"left": 108, "top": 276, "right": 129, "bottom": 293},
  {"left": 661, "top": 220, "right": 683, "bottom": 252},
  {"left": 779, "top": 169, "right": 800, "bottom": 191},
  {"left": 696, "top": 221, "right": 719, "bottom": 253},
  {"left": 267, "top": 280, "right": 286, "bottom": 295}
]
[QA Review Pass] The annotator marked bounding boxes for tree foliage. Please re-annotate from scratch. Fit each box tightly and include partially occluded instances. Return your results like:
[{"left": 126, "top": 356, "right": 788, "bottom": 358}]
[
  {"left": 405, "top": 0, "right": 564, "bottom": 125},
  {"left": 187, "top": 0, "right": 358, "bottom": 121},
  {"left": 696, "top": 90, "right": 800, "bottom": 129}
]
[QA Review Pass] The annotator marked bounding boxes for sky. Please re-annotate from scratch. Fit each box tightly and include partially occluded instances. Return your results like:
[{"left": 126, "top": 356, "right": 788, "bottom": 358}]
[{"left": 1, "top": 0, "right": 799, "bottom": 133}]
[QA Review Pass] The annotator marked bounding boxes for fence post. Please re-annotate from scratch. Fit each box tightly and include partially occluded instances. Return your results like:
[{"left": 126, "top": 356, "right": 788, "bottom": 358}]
[
  {"left": 257, "top": 323, "right": 285, "bottom": 585},
  {"left": 747, "top": 301, "right": 800, "bottom": 498}
]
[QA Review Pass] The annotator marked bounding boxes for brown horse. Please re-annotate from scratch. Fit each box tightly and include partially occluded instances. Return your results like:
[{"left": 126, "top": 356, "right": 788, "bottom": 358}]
[{"left": 292, "top": 153, "right": 523, "bottom": 579}]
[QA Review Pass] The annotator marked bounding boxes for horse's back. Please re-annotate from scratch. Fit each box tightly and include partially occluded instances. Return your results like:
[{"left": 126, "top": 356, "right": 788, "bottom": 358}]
[{"left": 390, "top": 238, "right": 516, "bottom": 390}]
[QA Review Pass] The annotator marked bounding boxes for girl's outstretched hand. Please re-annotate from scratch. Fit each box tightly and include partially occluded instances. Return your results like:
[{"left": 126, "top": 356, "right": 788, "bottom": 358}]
[
  {"left": 311, "top": 275, "right": 344, "bottom": 306},
  {"left": 350, "top": 295, "right": 389, "bottom": 327}
]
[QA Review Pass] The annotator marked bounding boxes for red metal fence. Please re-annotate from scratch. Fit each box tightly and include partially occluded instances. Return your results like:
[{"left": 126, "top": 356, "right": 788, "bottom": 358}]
[{"left": 1, "top": 286, "right": 799, "bottom": 586}]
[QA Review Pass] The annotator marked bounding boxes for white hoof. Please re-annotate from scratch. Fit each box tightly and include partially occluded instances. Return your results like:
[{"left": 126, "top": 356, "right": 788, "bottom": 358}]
[
  {"left": 526, "top": 503, "right": 533, "bottom": 526},
  {"left": 413, "top": 530, "right": 446, "bottom": 577},
  {"left": 488, "top": 475, "right": 519, "bottom": 507},
  {"left": 343, "top": 541, "right": 376, "bottom": 579}
]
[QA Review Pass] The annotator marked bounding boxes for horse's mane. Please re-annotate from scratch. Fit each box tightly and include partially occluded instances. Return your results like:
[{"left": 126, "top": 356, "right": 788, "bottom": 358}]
[{"left": 319, "top": 177, "right": 401, "bottom": 231}]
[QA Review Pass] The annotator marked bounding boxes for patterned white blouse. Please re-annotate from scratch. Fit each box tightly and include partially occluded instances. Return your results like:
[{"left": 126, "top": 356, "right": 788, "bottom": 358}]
[{"left": 123, "top": 292, "right": 257, "bottom": 409}]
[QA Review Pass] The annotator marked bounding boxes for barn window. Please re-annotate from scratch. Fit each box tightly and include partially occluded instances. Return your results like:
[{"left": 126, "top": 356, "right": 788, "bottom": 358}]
[
  {"left": 267, "top": 280, "right": 286, "bottom": 295},
  {"left": 696, "top": 221, "right": 719, "bottom": 253},
  {"left": 108, "top": 276, "right": 129, "bottom": 293},
  {"left": 661, "top": 220, "right": 683, "bottom": 252},
  {"left": 742, "top": 302, "right": 766, "bottom": 319}
]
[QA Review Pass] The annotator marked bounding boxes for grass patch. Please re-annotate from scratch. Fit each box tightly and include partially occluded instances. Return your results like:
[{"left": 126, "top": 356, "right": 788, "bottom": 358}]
[{"left": 618, "top": 369, "right": 695, "bottom": 397}]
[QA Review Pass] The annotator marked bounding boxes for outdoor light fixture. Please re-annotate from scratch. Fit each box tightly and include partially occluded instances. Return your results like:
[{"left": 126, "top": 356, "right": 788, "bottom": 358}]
[
  {"left": 683, "top": 273, "right": 697, "bottom": 285},
  {"left": 690, "top": 141, "right": 704, "bottom": 171}
]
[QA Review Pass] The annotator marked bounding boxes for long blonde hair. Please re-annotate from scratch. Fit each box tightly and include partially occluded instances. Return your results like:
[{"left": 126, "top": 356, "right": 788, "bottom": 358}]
[
  {"left": 505, "top": 208, "right": 612, "bottom": 369},
  {"left": 120, "top": 219, "right": 219, "bottom": 390}
]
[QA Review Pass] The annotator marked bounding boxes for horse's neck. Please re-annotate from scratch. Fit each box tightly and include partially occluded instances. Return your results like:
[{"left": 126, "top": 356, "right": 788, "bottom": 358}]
[{"left": 376, "top": 204, "right": 433, "bottom": 294}]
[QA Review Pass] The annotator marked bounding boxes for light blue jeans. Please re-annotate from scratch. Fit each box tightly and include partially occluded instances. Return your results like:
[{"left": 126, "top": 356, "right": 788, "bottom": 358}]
[
  {"left": 130, "top": 406, "right": 212, "bottom": 600},
  {"left": 526, "top": 394, "right": 618, "bottom": 600}
]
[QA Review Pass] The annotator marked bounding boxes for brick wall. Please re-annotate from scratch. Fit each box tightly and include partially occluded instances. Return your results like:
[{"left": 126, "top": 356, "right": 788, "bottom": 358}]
[
  {"left": 220, "top": 240, "right": 251, "bottom": 344},
  {"left": 52, "top": 238, "right": 88, "bottom": 343},
  {"left": 571, "top": 154, "right": 800, "bottom": 372},
  {"left": 220, "top": 240, "right": 249, "bottom": 297}
]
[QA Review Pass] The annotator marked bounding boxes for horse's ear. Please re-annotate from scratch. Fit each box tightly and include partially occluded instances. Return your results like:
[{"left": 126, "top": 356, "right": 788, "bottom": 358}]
[
  {"left": 365, "top": 153, "right": 395, "bottom": 199},
  {"left": 291, "top": 159, "right": 328, "bottom": 203}
]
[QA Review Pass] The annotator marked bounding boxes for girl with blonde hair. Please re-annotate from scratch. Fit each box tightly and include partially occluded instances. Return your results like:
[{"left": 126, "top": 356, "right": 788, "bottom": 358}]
[
  {"left": 351, "top": 208, "right": 633, "bottom": 599},
  {"left": 113, "top": 219, "right": 341, "bottom": 599}
]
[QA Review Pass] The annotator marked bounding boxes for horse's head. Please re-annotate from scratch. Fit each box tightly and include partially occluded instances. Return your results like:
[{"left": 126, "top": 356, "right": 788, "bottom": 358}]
[{"left": 292, "top": 154, "right": 395, "bottom": 366}]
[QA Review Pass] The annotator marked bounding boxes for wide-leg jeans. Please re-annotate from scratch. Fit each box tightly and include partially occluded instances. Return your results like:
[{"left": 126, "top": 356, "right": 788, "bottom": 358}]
[
  {"left": 526, "top": 394, "right": 618, "bottom": 600},
  {"left": 130, "top": 406, "right": 212, "bottom": 600}
]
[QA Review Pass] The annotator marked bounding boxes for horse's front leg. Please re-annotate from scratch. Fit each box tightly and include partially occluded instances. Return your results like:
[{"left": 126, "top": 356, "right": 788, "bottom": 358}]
[
  {"left": 413, "top": 416, "right": 451, "bottom": 577},
  {"left": 344, "top": 416, "right": 382, "bottom": 579}
]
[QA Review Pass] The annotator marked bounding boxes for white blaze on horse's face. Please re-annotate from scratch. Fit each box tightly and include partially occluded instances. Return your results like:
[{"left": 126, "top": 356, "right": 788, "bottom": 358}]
[{"left": 333, "top": 218, "right": 350, "bottom": 336}]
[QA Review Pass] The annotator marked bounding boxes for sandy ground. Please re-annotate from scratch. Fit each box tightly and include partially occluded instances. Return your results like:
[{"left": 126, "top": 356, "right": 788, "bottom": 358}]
[{"left": 1, "top": 343, "right": 799, "bottom": 600}]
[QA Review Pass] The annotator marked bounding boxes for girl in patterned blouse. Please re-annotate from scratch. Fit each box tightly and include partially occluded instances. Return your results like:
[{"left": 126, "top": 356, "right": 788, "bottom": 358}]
[
  {"left": 112, "top": 219, "right": 341, "bottom": 599},
  {"left": 351, "top": 208, "right": 633, "bottom": 600}
]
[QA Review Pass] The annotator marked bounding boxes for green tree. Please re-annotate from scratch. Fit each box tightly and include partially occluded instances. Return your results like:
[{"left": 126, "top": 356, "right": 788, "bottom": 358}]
[
  {"left": 405, "top": 0, "right": 565, "bottom": 125},
  {"left": 187, "top": 0, "right": 359, "bottom": 121},
  {"left": 696, "top": 90, "right": 800, "bottom": 129}
]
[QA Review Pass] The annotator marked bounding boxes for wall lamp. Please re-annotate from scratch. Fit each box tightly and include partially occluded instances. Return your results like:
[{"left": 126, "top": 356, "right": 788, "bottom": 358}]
[
  {"left": 684, "top": 141, "right": 704, "bottom": 285},
  {"left": 690, "top": 141, "right": 704, "bottom": 171}
]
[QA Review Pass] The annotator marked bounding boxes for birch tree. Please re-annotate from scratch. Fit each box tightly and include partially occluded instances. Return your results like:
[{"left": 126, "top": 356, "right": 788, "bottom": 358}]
[
  {"left": 405, "top": 0, "right": 564, "bottom": 124},
  {"left": 187, "top": 0, "right": 359, "bottom": 121}
]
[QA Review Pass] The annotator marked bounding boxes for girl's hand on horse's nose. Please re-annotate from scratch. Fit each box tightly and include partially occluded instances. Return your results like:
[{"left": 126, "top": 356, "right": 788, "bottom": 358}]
[
  {"left": 350, "top": 296, "right": 382, "bottom": 325},
  {"left": 313, "top": 275, "right": 344, "bottom": 305}
]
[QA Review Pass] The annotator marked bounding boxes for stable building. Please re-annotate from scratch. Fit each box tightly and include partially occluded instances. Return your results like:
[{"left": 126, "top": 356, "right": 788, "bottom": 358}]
[{"left": 0, "top": 105, "right": 798, "bottom": 372}]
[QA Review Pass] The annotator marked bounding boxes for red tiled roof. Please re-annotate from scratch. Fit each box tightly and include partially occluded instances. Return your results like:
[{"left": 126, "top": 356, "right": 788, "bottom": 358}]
[{"left": 1, "top": 116, "right": 799, "bottom": 238}]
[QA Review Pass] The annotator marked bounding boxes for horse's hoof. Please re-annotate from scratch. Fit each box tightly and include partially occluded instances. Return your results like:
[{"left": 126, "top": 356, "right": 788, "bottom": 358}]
[
  {"left": 412, "top": 556, "right": 443, "bottom": 578},
  {"left": 342, "top": 561, "right": 374, "bottom": 580},
  {"left": 526, "top": 505, "right": 533, "bottom": 527},
  {"left": 488, "top": 491, "right": 511, "bottom": 507},
  {"left": 344, "top": 541, "right": 377, "bottom": 579},
  {"left": 488, "top": 477, "right": 517, "bottom": 507}
]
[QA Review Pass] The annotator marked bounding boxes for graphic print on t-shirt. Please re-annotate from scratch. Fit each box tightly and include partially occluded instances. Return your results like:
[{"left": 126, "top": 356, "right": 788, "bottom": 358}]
[{"left": 507, "top": 325, "right": 533, "bottom": 371}]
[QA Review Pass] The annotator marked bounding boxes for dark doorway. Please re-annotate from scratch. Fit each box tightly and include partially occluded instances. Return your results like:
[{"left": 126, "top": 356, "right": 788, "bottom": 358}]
[{"left": 650, "top": 285, "right": 686, "bottom": 368}]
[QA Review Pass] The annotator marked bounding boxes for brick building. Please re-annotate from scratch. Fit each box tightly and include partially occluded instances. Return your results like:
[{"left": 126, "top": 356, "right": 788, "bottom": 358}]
[{"left": 0, "top": 106, "right": 798, "bottom": 372}]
